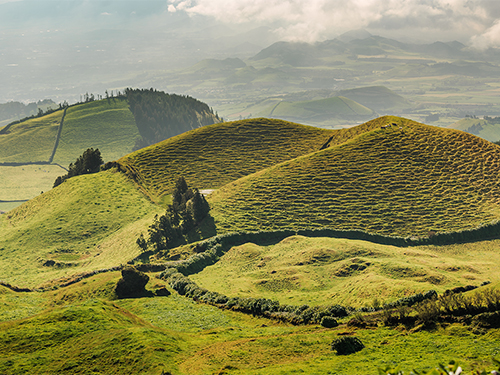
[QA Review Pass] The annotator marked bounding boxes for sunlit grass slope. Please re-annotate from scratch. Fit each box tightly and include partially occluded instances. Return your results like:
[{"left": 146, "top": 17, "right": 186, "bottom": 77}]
[
  {"left": 259, "top": 96, "right": 375, "bottom": 122},
  {"left": 0, "top": 164, "right": 66, "bottom": 201},
  {"left": 119, "top": 118, "right": 336, "bottom": 203},
  {"left": 0, "top": 110, "right": 63, "bottom": 163},
  {"left": 191, "top": 235, "right": 500, "bottom": 307},
  {"left": 53, "top": 98, "right": 139, "bottom": 166},
  {"left": 0, "top": 169, "right": 160, "bottom": 287},
  {"left": 209, "top": 116, "right": 500, "bottom": 236},
  {"left": 2, "top": 271, "right": 500, "bottom": 374}
]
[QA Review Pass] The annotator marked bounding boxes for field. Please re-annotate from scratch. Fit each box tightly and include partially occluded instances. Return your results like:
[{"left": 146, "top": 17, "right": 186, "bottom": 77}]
[
  {"left": 191, "top": 235, "right": 500, "bottom": 307},
  {"left": 53, "top": 98, "right": 139, "bottom": 166},
  {"left": 0, "top": 110, "right": 63, "bottom": 163},
  {"left": 209, "top": 117, "right": 500, "bottom": 236},
  {"left": 0, "top": 270, "right": 499, "bottom": 375},
  {"left": 0, "top": 164, "right": 66, "bottom": 201}
]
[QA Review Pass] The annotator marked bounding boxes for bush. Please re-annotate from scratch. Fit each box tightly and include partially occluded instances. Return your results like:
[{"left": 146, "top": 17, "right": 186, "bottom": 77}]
[
  {"left": 320, "top": 316, "right": 339, "bottom": 328},
  {"left": 115, "top": 266, "right": 149, "bottom": 298},
  {"left": 331, "top": 336, "right": 364, "bottom": 355}
]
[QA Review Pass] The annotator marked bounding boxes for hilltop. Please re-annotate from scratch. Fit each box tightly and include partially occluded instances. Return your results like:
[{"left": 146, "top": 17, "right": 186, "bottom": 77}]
[
  {"left": 208, "top": 116, "right": 500, "bottom": 236},
  {"left": 118, "top": 118, "right": 336, "bottom": 203}
]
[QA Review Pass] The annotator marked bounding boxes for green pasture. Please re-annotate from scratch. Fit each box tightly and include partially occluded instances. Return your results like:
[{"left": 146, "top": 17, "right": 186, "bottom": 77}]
[
  {"left": 209, "top": 117, "right": 500, "bottom": 236},
  {"left": 53, "top": 99, "right": 139, "bottom": 166},
  {"left": 191, "top": 235, "right": 500, "bottom": 307},
  {"left": 0, "top": 110, "right": 63, "bottom": 163},
  {"left": 0, "top": 164, "right": 66, "bottom": 201},
  {"left": 0, "top": 169, "right": 161, "bottom": 287},
  {"left": 0, "top": 271, "right": 499, "bottom": 374}
]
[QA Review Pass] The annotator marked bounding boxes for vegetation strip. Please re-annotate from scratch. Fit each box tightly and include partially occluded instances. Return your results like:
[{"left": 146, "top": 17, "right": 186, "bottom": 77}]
[{"left": 48, "top": 106, "right": 67, "bottom": 163}]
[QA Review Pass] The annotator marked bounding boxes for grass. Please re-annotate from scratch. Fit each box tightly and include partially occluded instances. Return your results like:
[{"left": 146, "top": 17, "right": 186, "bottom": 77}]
[
  {"left": 53, "top": 98, "right": 139, "bottom": 166},
  {"left": 0, "top": 168, "right": 161, "bottom": 287},
  {"left": 209, "top": 116, "right": 500, "bottom": 236},
  {"left": 449, "top": 118, "right": 500, "bottom": 143},
  {"left": 258, "top": 96, "right": 375, "bottom": 123},
  {"left": 0, "top": 110, "right": 63, "bottom": 163},
  {"left": 119, "top": 118, "right": 336, "bottom": 203},
  {"left": 0, "top": 272, "right": 499, "bottom": 374},
  {"left": 190, "top": 235, "right": 500, "bottom": 307},
  {"left": 0, "top": 164, "right": 66, "bottom": 201}
]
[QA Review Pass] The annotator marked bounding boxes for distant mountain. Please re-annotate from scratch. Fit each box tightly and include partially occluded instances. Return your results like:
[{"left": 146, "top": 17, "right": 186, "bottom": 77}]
[{"left": 336, "top": 86, "right": 411, "bottom": 113}]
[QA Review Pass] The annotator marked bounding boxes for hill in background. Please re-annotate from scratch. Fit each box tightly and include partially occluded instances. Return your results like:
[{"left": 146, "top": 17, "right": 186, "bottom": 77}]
[
  {"left": 0, "top": 99, "right": 56, "bottom": 128},
  {"left": 448, "top": 116, "right": 500, "bottom": 143}
]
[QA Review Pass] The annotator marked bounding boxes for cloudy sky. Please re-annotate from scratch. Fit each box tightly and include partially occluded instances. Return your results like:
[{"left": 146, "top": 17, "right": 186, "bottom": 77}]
[
  {"left": 167, "top": 0, "right": 500, "bottom": 47},
  {"left": 1, "top": 0, "right": 500, "bottom": 102}
]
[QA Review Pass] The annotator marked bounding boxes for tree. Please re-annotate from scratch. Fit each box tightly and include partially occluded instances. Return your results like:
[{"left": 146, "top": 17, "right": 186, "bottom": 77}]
[
  {"left": 53, "top": 148, "right": 104, "bottom": 188},
  {"left": 190, "top": 188, "right": 210, "bottom": 223}
]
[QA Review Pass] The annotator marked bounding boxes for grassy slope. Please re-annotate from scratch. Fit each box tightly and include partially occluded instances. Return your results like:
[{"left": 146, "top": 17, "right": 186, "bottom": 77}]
[
  {"left": 0, "top": 169, "right": 161, "bottom": 287},
  {"left": 191, "top": 235, "right": 500, "bottom": 307},
  {"left": 1, "top": 273, "right": 499, "bottom": 374},
  {"left": 118, "top": 118, "right": 336, "bottom": 203},
  {"left": 53, "top": 98, "right": 139, "bottom": 166},
  {"left": 0, "top": 110, "right": 63, "bottom": 163},
  {"left": 259, "top": 96, "right": 375, "bottom": 121},
  {"left": 209, "top": 116, "right": 500, "bottom": 236},
  {"left": 338, "top": 86, "right": 411, "bottom": 112}
]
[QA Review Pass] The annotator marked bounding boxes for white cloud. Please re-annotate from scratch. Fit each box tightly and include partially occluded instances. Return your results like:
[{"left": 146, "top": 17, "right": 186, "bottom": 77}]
[
  {"left": 471, "top": 19, "right": 500, "bottom": 50},
  {"left": 167, "top": 0, "right": 500, "bottom": 46}
]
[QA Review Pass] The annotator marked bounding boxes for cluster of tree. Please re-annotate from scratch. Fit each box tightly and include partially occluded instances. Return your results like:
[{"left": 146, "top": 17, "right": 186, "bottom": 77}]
[
  {"left": 125, "top": 88, "right": 221, "bottom": 150},
  {"left": 137, "top": 177, "right": 210, "bottom": 252},
  {"left": 0, "top": 99, "right": 56, "bottom": 122},
  {"left": 484, "top": 115, "right": 500, "bottom": 124},
  {"left": 53, "top": 148, "right": 103, "bottom": 187}
]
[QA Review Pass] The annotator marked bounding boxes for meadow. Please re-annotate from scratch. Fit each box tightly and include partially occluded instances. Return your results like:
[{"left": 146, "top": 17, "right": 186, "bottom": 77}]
[{"left": 53, "top": 98, "right": 139, "bottom": 166}]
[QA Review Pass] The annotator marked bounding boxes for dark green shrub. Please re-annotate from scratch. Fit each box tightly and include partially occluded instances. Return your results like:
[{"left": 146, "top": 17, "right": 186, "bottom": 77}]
[
  {"left": 320, "top": 316, "right": 339, "bottom": 328},
  {"left": 115, "top": 266, "right": 149, "bottom": 298},
  {"left": 331, "top": 336, "right": 364, "bottom": 355}
]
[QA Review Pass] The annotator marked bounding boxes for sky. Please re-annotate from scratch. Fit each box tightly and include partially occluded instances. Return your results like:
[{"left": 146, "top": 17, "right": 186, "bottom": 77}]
[{"left": 1, "top": 0, "right": 500, "bottom": 103}]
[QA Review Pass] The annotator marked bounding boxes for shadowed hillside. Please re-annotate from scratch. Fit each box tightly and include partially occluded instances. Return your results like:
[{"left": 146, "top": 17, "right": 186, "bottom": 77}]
[{"left": 209, "top": 116, "right": 500, "bottom": 236}]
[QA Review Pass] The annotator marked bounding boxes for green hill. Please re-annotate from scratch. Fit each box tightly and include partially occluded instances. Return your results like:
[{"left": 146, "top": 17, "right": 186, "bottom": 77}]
[
  {"left": 118, "top": 118, "right": 336, "bottom": 203},
  {"left": 336, "top": 86, "right": 411, "bottom": 112},
  {"left": 449, "top": 117, "right": 500, "bottom": 143},
  {"left": 52, "top": 99, "right": 139, "bottom": 166},
  {"left": 209, "top": 116, "right": 500, "bottom": 236},
  {"left": 0, "top": 110, "right": 64, "bottom": 163},
  {"left": 0, "top": 169, "right": 160, "bottom": 287},
  {"left": 258, "top": 96, "right": 375, "bottom": 124}
]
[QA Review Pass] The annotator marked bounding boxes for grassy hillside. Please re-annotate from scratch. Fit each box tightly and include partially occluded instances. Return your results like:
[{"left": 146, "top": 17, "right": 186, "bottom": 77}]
[
  {"left": 0, "top": 169, "right": 160, "bottom": 287},
  {"left": 1, "top": 271, "right": 499, "bottom": 374},
  {"left": 337, "top": 86, "right": 411, "bottom": 112},
  {"left": 258, "top": 96, "right": 375, "bottom": 124},
  {"left": 118, "top": 118, "right": 336, "bottom": 203},
  {"left": 449, "top": 118, "right": 500, "bottom": 143},
  {"left": 191, "top": 235, "right": 500, "bottom": 307},
  {"left": 53, "top": 99, "right": 139, "bottom": 166},
  {"left": 209, "top": 116, "right": 500, "bottom": 236},
  {"left": 0, "top": 110, "right": 63, "bottom": 163}
]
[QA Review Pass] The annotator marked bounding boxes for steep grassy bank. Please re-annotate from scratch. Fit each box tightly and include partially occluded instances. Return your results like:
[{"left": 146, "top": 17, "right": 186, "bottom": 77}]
[
  {"left": 209, "top": 117, "right": 500, "bottom": 236},
  {"left": 0, "top": 169, "right": 161, "bottom": 287}
]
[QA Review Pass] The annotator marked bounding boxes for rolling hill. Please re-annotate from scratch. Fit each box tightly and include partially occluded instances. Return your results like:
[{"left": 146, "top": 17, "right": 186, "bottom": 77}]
[
  {"left": 208, "top": 116, "right": 500, "bottom": 236},
  {"left": 449, "top": 117, "right": 500, "bottom": 143},
  {"left": 0, "top": 91, "right": 221, "bottom": 206},
  {"left": 118, "top": 118, "right": 336, "bottom": 203},
  {"left": 258, "top": 96, "right": 376, "bottom": 124}
]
